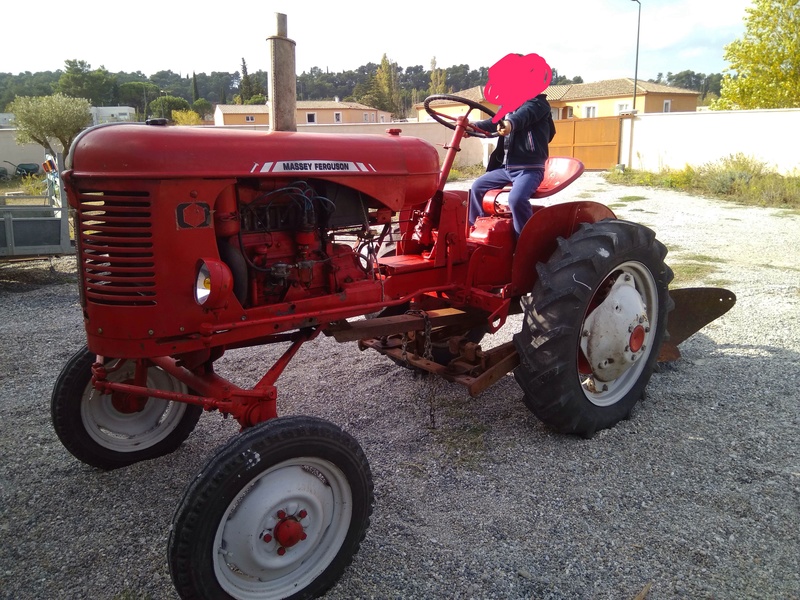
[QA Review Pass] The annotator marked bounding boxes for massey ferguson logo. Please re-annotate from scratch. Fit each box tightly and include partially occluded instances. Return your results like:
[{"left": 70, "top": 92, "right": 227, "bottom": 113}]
[{"left": 253, "top": 160, "right": 376, "bottom": 173}]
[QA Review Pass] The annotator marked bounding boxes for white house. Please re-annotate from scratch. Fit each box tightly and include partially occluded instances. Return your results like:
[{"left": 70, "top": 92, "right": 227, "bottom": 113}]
[{"left": 90, "top": 106, "right": 136, "bottom": 125}]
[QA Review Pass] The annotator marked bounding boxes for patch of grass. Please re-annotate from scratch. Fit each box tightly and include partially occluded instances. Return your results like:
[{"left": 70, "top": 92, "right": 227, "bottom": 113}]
[
  {"left": 618, "top": 195, "right": 647, "bottom": 202},
  {"left": 668, "top": 252, "right": 727, "bottom": 286},
  {"left": 447, "top": 163, "right": 486, "bottom": 181},
  {"left": 603, "top": 153, "right": 800, "bottom": 209},
  {"left": 670, "top": 261, "right": 718, "bottom": 286},
  {"left": 433, "top": 423, "right": 489, "bottom": 467},
  {"left": 428, "top": 394, "right": 491, "bottom": 467},
  {"left": 757, "top": 262, "right": 800, "bottom": 272},
  {"left": 576, "top": 192, "right": 593, "bottom": 198},
  {"left": 682, "top": 253, "right": 727, "bottom": 263}
]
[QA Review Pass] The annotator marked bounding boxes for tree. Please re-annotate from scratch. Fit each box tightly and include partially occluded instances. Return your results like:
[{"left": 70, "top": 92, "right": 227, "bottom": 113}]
[
  {"left": 551, "top": 69, "right": 583, "bottom": 85},
  {"left": 375, "top": 54, "right": 401, "bottom": 116},
  {"left": 56, "top": 60, "right": 116, "bottom": 106},
  {"left": 239, "top": 58, "right": 258, "bottom": 103},
  {"left": 192, "top": 98, "right": 213, "bottom": 119},
  {"left": 715, "top": 0, "right": 800, "bottom": 109},
  {"left": 244, "top": 94, "right": 266, "bottom": 105},
  {"left": 149, "top": 95, "right": 190, "bottom": 120},
  {"left": 192, "top": 72, "right": 199, "bottom": 103},
  {"left": 8, "top": 93, "right": 92, "bottom": 157},
  {"left": 118, "top": 81, "right": 160, "bottom": 117},
  {"left": 429, "top": 57, "right": 447, "bottom": 94},
  {"left": 0, "top": 70, "right": 61, "bottom": 111}
]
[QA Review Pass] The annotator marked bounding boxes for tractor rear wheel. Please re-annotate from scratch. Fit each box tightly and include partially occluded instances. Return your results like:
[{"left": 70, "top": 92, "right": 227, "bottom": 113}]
[
  {"left": 169, "top": 416, "right": 373, "bottom": 600},
  {"left": 513, "top": 219, "right": 673, "bottom": 437},
  {"left": 51, "top": 346, "right": 202, "bottom": 469}
]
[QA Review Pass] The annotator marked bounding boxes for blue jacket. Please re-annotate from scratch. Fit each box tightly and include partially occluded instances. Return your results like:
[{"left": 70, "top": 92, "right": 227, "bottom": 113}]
[{"left": 476, "top": 94, "right": 555, "bottom": 171}]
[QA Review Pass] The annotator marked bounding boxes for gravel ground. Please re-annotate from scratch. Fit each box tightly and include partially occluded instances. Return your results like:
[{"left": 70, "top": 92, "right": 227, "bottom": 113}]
[{"left": 1, "top": 172, "right": 798, "bottom": 600}]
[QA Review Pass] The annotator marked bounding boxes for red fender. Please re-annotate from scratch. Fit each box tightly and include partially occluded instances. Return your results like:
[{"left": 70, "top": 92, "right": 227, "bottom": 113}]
[{"left": 511, "top": 201, "right": 616, "bottom": 295}]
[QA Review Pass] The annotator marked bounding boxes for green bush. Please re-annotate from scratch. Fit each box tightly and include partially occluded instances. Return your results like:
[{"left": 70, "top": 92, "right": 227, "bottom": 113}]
[
  {"left": 604, "top": 154, "right": 800, "bottom": 209},
  {"left": 21, "top": 174, "right": 47, "bottom": 196}
]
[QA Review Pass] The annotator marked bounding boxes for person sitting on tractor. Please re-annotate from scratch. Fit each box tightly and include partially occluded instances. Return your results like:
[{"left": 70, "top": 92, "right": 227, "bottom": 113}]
[{"left": 468, "top": 92, "right": 556, "bottom": 236}]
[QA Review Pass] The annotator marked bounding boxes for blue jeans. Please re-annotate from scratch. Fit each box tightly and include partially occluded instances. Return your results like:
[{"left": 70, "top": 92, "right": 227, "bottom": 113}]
[{"left": 469, "top": 167, "right": 544, "bottom": 235}]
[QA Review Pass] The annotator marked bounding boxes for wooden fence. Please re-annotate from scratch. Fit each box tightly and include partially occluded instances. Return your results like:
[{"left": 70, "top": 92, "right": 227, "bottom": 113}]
[{"left": 550, "top": 116, "right": 621, "bottom": 170}]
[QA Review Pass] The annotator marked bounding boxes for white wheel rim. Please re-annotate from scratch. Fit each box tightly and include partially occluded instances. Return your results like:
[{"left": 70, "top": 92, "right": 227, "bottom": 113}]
[
  {"left": 213, "top": 456, "right": 353, "bottom": 599},
  {"left": 579, "top": 261, "right": 659, "bottom": 407},
  {"left": 80, "top": 360, "right": 189, "bottom": 452}
]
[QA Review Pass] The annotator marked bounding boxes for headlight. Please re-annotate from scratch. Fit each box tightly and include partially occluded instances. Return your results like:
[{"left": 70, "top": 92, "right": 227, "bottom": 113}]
[
  {"left": 194, "top": 259, "right": 233, "bottom": 308},
  {"left": 195, "top": 264, "right": 212, "bottom": 304}
]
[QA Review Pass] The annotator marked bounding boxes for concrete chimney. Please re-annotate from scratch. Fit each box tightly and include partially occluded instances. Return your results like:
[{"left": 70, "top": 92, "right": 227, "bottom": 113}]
[{"left": 267, "top": 13, "right": 297, "bottom": 132}]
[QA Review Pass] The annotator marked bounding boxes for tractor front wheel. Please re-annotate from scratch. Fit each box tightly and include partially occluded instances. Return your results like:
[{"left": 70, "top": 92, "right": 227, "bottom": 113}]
[
  {"left": 513, "top": 219, "right": 673, "bottom": 437},
  {"left": 169, "top": 415, "right": 373, "bottom": 600},
  {"left": 51, "top": 346, "right": 202, "bottom": 469}
]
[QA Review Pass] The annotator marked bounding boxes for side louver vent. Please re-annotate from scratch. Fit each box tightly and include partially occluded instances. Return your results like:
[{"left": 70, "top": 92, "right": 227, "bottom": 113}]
[{"left": 76, "top": 190, "right": 156, "bottom": 306}]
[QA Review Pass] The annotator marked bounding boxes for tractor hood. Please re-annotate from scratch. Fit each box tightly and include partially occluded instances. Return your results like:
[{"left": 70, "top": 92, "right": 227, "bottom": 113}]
[{"left": 66, "top": 123, "right": 441, "bottom": 211}]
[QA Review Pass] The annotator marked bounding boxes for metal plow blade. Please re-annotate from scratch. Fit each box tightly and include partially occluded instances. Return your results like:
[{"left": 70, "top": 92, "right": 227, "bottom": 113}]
[{"left": 657, "top": 287, "right": 737, "bottom": 362}]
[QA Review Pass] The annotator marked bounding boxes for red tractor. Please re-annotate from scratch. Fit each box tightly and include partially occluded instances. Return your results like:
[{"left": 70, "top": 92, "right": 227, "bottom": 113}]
[{"left": 52, "top": 95, "right": 733, "bottom": 599}]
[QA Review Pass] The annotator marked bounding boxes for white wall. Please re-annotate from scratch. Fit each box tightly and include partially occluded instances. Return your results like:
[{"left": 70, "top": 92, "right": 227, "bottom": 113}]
[
  {"left": 620, "top": 108, "right": 800, "bottom": 174},
  {"left": 0, "top": 129, "right": 46, "bottom": 170}
]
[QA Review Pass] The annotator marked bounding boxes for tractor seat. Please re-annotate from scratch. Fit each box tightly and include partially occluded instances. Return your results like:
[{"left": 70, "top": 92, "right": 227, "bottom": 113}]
[{"left": 481, "top": 157, "right": 585, "bottom": 216}]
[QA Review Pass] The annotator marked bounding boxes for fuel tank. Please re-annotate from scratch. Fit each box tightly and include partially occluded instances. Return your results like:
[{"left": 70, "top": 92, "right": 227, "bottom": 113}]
[{"left": 66, "top": 123, "right": 441, "bottom": 211}]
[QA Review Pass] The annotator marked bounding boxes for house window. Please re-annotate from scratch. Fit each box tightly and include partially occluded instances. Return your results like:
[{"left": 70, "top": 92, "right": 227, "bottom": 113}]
[
  {"left": 306, "top": 113, "right": 317, "bottom": 124},
  {"left": 380, "top": 115, "right": 385, "bottom": 123},
  {"left": 363, "top": 113, "right": 369, "bottom": 122},
  {"left": 565, "top": 107, "right": 574, "bottom": 118},
  {"left": 663, "top": 100, "right": 672, "bottom": 113},
  {"left": 334, "top": 112, "right": 342, "bottom": 123},
  {"left": 550, "top": 108, "right": 559, "bottom": 120},
  {"left": 615, "top": 102, "right": 631, "bottom": 115},
  {"left": 584, "top": 105, "right": 598, "bottom": 118},
  {"left": 245, "top": 115, "right": 255, "bottom": 122}
]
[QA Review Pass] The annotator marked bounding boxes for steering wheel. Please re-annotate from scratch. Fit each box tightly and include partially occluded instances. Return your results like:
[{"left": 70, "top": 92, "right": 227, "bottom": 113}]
[{"left": 424, "top": 94, "right": 498, "bottom": 139}]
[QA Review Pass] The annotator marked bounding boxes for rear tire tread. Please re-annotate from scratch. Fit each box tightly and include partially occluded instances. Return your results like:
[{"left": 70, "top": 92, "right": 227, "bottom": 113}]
[{"left": 514, "top": 219, "right": 673, "bottom": 436}]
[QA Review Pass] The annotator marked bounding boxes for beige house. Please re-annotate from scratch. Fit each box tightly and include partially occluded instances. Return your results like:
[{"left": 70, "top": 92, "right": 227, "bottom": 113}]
[
  {"left": 416, "top": 79, "right": 700, "bottom": 122},
  {"left": 548, "top": 79, "right": 699, "bottom": 119},
  {"left": 214, "top": 100, "right": 392, "bottom": 126}
]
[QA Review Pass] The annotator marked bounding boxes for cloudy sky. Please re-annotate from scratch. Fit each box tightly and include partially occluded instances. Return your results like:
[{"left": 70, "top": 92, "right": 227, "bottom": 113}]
[{"left": 2, "top": 0, "right": 753, "bottom": 82}]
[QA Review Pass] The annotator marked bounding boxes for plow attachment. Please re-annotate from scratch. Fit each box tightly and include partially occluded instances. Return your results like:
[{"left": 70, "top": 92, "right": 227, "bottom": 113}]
[
  {"left": 349, "top": 287, "right": 736, "bottom": 394},
  {"left": 657, "top": 287, "right": 737, "bottom": 362}
]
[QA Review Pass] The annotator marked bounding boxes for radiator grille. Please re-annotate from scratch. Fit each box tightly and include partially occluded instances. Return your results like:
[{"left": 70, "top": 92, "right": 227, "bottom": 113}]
[{"left": 76, "top": 190, "right": 156, "bottom": 306}]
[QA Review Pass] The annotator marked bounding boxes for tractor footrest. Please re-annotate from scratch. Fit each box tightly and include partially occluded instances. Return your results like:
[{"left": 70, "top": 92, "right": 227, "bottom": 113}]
[
  {"left": 377, "top": 254, "right": 431, "bottom": 274},
  {"left": 328, "top": 308, "right": 485, "bottom": 342}
]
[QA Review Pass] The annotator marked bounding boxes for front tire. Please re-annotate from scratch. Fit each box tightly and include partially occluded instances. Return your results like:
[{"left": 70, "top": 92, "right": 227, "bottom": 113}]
[
  {"left": 513, "top": 219, "right": 673, "bottom": 437},
  {"left": 169, "top": 415, "right": 374, "bottom": 600},
  {"left": 51, "top": 346, "right": 202, "bottom": 469}
]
